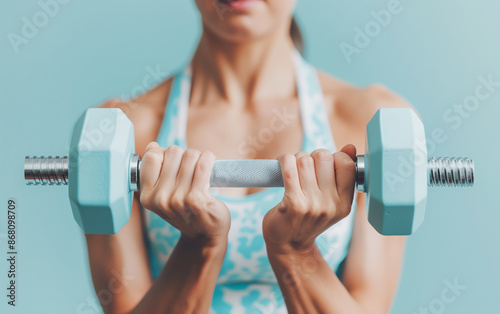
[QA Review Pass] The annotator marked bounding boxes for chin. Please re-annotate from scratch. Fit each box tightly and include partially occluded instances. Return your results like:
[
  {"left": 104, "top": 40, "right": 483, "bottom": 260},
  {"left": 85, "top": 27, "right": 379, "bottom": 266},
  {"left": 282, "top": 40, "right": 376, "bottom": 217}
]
[
  {"left": 212, "top": 16, "right": 274, "bottom": 43},
  {"left": 196, "top": 0, "right": 277, "bottom": 42}
]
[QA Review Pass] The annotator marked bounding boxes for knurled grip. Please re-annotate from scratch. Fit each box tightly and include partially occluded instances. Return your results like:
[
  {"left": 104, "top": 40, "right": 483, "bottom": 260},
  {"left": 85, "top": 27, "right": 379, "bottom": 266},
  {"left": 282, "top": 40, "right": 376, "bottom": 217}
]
[{"left": 210, "top": 160, "right": 284, "bottom": 187}]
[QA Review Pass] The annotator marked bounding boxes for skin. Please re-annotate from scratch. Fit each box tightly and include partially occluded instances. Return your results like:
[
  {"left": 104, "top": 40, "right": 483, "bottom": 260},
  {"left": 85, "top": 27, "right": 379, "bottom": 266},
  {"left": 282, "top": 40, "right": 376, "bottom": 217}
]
[{"left": 85, "top": 0, "right": 410, "bottom": 313}]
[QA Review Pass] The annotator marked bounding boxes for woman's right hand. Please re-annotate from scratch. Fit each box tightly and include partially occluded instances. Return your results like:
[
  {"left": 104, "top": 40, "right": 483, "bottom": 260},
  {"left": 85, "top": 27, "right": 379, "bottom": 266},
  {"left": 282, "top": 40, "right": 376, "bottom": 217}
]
[{"left": 139, "top": 143, "right": 230, "bottom": 247}]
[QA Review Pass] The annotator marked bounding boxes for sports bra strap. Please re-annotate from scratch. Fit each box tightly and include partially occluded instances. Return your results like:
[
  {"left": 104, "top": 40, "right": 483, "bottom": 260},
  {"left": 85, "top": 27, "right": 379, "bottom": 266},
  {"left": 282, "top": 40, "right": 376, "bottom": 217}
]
[{"left": 157, "top": 51, "right": 337, "bottom": 153}]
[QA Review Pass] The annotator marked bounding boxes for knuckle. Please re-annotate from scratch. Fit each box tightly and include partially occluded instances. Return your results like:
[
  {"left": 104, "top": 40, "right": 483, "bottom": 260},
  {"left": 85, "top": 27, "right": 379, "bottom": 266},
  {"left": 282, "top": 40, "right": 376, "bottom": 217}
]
[
  {"left": 196, "top": 160, "right": 209, "bottom": 173},
  {"left": 197, "top": 152, "right": 215, "bottom": 172},
  {"left": 150, "top": 193, "right": 167, "bottom": 211},
  {"left": 166, "top": 145, "right": 184, "bottom": 156},
  {"left": 311, "top": 149, "right": 332, "bottom": 161},
  {"left": 184, "top": 191, "right": 203, "bottom": 209},
  {"left": 204, "top": 150, "right": 216, "bottom": 160},
  {"left": 184, "top": 148, "right": 201, "bottom": 160},
  {"left": 139, "top": 192, "right": 153, "bottom": 209},
  {"left": 294, "top": 151, "right": 308, "bottom": 159},
  {"left": 279, "top": 154, "right": 296, "bottom": 168},
  {"left": 283, "top": 168, "right": 297, "bottom": 180},
  {"left": 142, "top": 149, "right": 164, "bottom": 165},
  {"left": 280, "top": 153, "right": 295, "bottom": 163},
  {"left": 168, "top": 193, "right": 184, "bottom": 210},
  {"left": 298, "top": 155, "right": 314, "bottom": 168},
  {"left": 287, "top": 196, "right": 308, "bottom": 212},
  {"left": 298, "top": 206, "right": 313, "bottom": 218},
  {"left": 314, "top": 208, "right": 329, "bottom": 221},
  {"left": 310, "top": 197, "right": 322, "bottom": 212}
]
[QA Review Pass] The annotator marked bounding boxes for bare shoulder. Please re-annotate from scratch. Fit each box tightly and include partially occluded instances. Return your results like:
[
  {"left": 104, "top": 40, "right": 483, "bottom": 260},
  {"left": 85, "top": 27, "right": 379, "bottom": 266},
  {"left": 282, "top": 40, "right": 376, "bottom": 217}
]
[
  {"left": 97, "top": 78, "right": 173, "bottom": 156},
  {"left": 317, "top": 70, "right": 414, "bottom": 154},
  {"left": 317, "top": 70, "right": 413, "bottom": 125}
]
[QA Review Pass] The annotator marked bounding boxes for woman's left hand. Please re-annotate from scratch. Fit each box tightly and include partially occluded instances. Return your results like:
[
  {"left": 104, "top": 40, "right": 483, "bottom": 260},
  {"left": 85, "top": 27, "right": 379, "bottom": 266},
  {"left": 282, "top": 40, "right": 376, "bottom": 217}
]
[{"left": 263, "top": 145, "right": 357, "bottom": 254}]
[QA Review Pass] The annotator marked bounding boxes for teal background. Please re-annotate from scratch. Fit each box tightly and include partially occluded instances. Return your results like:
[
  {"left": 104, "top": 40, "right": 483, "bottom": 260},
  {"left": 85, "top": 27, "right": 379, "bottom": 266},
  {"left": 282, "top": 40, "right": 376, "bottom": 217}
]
[{"left": 0, "top": 0, "right": 499, "bottom": 313}]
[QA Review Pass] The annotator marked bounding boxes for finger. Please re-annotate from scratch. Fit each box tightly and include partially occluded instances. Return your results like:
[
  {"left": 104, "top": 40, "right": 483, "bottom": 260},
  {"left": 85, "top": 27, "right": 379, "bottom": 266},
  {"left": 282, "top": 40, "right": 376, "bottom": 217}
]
[
  {"left": 277, "top": 154, "right": 302, "bottom": 196},
  {"left": 191, "top": 151, "right": 216, "bottom": 194},
  {"left": 176, "top": 149, "right": 202, "bottom": 193},
  {"left": 140, "top": 142, "right": 165, "bottom": 190},
  {"left": 310, "top": 149, "right": 335, "bottom": 192},
  {"left": 156, "top": 145, "right": 185, "bottom": 192},
  {"left": 340, "top": 144, "right": 357, "bottom": 160},
  {"left": 145, "top": 141, "right": 160, "bottom": 152},
  {"left": 295, "top": 151, "right": 319, "bottom": 194},
  {"left": 333, "top": 150, "right": 356, "bottom": 203}
]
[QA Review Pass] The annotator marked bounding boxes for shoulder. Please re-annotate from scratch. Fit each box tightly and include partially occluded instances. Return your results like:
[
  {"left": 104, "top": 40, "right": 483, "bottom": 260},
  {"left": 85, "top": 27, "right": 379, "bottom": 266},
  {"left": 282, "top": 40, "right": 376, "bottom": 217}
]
[
  {"left": 317, "top": 70, "right": 414, "bottom": 122},
  {"left": 97, "top": 78, "right": 174, "bottom": 156},
  {"left": 316, "top": 70, "right": 415, "bottom": 154}
]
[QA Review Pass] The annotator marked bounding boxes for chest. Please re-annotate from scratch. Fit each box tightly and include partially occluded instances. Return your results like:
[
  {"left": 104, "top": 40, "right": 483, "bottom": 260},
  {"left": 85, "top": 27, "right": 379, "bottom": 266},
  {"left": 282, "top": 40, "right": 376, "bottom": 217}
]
[{"left": 185, "top": 99, "right": 304, "bottom": 161}]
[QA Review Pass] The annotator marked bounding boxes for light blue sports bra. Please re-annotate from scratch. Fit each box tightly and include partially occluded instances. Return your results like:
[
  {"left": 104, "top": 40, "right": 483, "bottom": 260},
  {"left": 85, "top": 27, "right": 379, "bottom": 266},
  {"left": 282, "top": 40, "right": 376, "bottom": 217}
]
[{"left": 144, "top": 52, "right": 357, "bottom": 313}]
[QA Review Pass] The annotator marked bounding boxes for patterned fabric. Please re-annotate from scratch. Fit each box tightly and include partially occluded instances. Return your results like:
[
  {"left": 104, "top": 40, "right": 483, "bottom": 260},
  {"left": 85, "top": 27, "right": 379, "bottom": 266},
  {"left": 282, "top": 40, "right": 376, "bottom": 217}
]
[{"left": 144, "top": 52, "right": 357, "bottom": 313}]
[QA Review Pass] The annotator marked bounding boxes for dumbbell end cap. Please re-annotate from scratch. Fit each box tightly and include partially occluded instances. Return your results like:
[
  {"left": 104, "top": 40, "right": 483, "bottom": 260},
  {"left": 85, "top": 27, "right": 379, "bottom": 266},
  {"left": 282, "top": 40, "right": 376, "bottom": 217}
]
[
  {"left": 355, "top": 155, "right": 366, "bottom": 192},
  {"left": 130, "top": 154, "right": 140, "bottom": 192}
]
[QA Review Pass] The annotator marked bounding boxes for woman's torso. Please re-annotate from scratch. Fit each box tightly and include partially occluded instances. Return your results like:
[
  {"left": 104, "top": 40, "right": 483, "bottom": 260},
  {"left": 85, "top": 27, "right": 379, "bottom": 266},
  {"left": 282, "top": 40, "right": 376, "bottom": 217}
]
[{"left": 142, "top": 52, "right": 358, "bottom": 313}]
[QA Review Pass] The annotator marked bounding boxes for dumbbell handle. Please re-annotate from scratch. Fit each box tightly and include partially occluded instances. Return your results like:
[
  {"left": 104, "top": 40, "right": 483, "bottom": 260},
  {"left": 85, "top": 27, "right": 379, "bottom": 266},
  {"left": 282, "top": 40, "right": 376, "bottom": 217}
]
[
  {"left": 25, "top": 155, "right": 475, "bottom": 190},
  {"left": 23, "top": 156, "right": 285, "bottom": 189}
]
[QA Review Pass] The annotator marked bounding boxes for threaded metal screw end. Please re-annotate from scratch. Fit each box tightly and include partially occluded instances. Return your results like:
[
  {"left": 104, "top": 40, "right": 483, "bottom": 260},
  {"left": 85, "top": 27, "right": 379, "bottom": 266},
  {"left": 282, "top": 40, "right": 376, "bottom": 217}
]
[
  {"left": 25, "top": 156, "right": 68, "bottom": 185},
  {"left": 428, "top": 157, "right": 474, "bottom": 187}
]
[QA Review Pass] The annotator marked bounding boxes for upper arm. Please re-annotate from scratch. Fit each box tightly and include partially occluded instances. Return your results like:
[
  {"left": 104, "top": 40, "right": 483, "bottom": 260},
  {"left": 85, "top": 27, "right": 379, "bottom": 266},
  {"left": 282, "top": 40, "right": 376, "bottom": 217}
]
[{"left": 339, "top": 84, "right": 412, "bottom": 313}]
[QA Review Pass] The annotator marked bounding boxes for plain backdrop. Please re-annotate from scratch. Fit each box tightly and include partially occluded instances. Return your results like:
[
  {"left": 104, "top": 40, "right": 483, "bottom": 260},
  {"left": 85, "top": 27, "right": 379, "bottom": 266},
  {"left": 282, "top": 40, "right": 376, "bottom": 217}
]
[{"left": 1, "top": 0, "right": 499, "bottom": 313}]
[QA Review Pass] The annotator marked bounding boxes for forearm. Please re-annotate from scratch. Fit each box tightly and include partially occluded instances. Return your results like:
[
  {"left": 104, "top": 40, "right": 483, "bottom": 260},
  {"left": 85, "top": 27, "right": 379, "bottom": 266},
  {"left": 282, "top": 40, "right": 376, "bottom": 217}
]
[
  {"left": 267, "top": 244, "right": 367, "bottom": 314},
  {"left": 130, "top": 236, "right": 227, "bottom": 314},
  {"left": 85, "top": 202, "right": 154, "bottom": 314}
]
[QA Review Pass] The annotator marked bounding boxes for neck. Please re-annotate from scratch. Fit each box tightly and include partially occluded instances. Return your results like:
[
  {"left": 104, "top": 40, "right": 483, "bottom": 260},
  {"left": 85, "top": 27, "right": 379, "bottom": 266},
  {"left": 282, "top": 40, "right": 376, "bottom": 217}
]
[{"left": 191, "top": 25, "right": 297, "bottom": 107}]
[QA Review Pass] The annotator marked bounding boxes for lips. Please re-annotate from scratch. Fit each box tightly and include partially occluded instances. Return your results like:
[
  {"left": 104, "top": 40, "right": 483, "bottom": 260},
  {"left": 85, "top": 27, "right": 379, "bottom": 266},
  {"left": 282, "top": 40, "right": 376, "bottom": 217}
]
[{"left": 217, "top": 0, "right": 261, "bottom": 11}]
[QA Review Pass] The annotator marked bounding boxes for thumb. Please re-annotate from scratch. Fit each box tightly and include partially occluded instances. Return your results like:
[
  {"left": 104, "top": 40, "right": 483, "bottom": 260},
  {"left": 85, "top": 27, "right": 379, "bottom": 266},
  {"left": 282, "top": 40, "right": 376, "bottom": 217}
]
[{"left": 340, "top": 144, "right": 357, "bottom": 161}]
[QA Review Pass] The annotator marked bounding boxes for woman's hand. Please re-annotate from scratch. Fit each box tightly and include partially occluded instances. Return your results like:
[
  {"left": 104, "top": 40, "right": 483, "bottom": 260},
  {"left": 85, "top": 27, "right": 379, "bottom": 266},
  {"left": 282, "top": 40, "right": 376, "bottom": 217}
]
[
  {"left": 263, "top": 145, "right": 357, "bottom": 254},
  {"left": 139, "top": 143, "right": 231, "bottom": 247}
]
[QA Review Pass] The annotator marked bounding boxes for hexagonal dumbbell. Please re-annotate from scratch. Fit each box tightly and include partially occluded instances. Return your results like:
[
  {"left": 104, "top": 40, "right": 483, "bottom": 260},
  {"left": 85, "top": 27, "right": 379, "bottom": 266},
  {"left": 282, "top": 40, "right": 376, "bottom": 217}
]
[
  {"left": 68, "top": 109, "right": 137, "bottom": 234},
  {"left": 25, "top": 109, "right": 137, "bottom": 234},
  {"left": 358, "top": 109, "right": 470, "bottom": 235},
  {"left": 25, "top": 108, "right": 474, "bottom": 235},
  {"left": 362, "top": 109, "right": 431, "bottom": 235}
]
